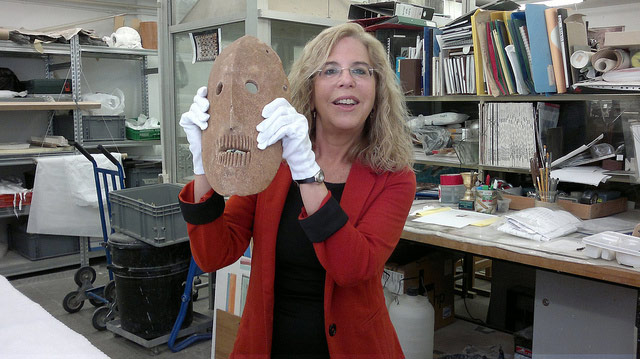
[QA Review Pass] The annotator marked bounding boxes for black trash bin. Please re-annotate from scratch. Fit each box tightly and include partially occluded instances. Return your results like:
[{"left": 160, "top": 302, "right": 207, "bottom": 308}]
[{"left": 108, "top": 232, "right": 193, "bottom": 339}]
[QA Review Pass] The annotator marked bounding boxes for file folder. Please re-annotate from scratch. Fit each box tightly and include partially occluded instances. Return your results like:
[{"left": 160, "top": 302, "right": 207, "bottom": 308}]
[{"left": 525, "top": 4, "right": 557, "bottom": 93}]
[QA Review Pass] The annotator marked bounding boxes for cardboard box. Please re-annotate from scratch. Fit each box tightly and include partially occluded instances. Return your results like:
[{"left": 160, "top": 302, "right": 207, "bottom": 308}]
[
  {"left": 502, "top": 194, "right": 627, "bottom": 219},
  {"left": 215, "top": 309, "right": 241, "bottom": 359},
  {"left": 384, "top": 252, "right": 455, "bottom": 330},
  {"left": 139, "top": 21, "right": 158, "bottom": 50},
  {"left": 604, "top": 30, "right": 640, "bottom": 48}
]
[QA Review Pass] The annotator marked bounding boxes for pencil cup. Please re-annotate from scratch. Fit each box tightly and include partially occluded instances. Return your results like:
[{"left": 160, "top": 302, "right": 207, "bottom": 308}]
[
  {"left": 536, "top": 190, "right": 558, "bottom": 203},
  {"left": 535, "top": 190, "right": 561, "bottom": 210},
  {"left": 474, "top": 189, "right": 497, "bottom": 214}
]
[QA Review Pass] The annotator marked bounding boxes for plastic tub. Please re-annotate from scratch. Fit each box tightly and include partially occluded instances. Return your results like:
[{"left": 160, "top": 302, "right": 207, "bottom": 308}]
[
  {"left": 109, "top": 183, "right": 187, "bottom": 246},
  {"left": 582, "top": 231, "right": 640, "bottom": 268},
  {"left": 496, "top": 198, "right": 511, "bottom": 213}
]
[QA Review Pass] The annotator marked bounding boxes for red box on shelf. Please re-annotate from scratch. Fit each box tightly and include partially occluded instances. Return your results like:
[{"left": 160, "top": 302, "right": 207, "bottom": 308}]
[{"left": 0, "top": 191, "right": 32, "bottom": 208}]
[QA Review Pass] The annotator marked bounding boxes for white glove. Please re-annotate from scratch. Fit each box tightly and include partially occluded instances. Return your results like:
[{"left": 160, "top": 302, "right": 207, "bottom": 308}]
[
  {"left": 257, "top": 98, "right": 321, "bottom": 181},
  {"left": 179, "top": 86, "right": 209, "bottom": 175}
]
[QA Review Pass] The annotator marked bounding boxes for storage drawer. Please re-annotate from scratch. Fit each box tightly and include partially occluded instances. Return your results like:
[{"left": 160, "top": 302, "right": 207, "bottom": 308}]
[
  {"left": 21, "top": 79, "right": 72, "bottom": 94},
  {"left": 9, "top": 222, "right": 80, "bottom": 260},
  {"left": 54, "top": 114, "right": 126, "bottom": 141}
]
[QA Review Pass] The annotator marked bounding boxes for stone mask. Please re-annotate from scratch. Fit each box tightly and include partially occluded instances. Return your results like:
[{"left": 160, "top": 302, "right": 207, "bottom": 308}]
[{"left": 202, "top": 35, "right": 288, "bottom": 196}]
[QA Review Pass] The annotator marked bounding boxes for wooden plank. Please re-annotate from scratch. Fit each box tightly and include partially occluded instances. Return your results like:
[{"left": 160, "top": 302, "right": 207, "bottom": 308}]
[
  {"left": 0, "top": 101, "right": 101, "bottom": 111},
  {"left": 401, "top": 229, "right": 640, "bottom": 288}
]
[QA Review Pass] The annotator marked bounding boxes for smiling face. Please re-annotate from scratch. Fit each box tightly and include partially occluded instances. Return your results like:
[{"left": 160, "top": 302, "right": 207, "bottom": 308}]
[
  {"left": 202, "top": 36, "right": 288, "bottom": 196},
  {"left": 312, "top": 36, "right": 376, "bottom": 138}
]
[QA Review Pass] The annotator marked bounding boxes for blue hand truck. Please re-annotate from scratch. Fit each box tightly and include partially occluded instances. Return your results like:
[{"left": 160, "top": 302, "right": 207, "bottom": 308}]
[
  {"left": 62, "top": 143, "right": 123, "bottom": 331},
  {"left": 63, "top": 143, "right": 212, "bottom": 352}
]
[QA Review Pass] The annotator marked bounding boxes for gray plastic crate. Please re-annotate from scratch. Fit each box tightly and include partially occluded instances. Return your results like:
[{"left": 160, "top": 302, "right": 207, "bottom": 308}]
[
  {"left": 9, "top": 222, "right": 80, "bottom": 260},
  {"left": 124, "top": 161, "right": 162, "bottom": 188},
  {"left": 109, "top": 183, "right": 187, "bottom": 247},
  {"left": 54, "top": 114, "right": 125, "bottom": 141}
]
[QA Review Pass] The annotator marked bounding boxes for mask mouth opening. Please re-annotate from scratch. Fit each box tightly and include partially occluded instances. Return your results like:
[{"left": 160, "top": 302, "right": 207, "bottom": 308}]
[{"left": 217, "top": 134, "right": 252, "bottom": 167}]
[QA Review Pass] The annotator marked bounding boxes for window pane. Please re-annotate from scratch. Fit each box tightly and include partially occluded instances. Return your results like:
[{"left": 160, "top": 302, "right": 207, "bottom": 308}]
[
  {"left": 171, "top": 1, "right": 246, "bottom": 25},
  {"left": 174, "top": 22, "right": 245, "bottom": 183},
  {"left": 270, "top": 20, "right": 325, "bottom": 74}
]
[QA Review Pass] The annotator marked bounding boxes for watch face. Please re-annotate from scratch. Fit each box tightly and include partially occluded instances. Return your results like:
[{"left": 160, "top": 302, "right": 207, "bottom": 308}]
[{"left": 316, "top": 170, "right": 325, "bottom": 183}]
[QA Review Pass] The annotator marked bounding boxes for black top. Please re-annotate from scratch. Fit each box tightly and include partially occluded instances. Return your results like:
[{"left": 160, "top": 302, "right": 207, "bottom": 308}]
[{"left": 271, "top": 182, "right": 345, "bottom": 359}]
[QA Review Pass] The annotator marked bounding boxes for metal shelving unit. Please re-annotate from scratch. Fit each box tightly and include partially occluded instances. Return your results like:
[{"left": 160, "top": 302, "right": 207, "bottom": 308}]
[
  {"left": 0, "top": 37, "right": 158, "bottom": 277},
  {"left": 408, "top": 93, "right": 640, "bottom": 183}
]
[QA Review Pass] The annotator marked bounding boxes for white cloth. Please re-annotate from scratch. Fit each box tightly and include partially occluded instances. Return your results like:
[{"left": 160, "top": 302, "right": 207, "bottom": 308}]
[
  {"left": 179, "top": 86, "right": 209, "bottom": 175},
  {"left": 0, "top": 275, "right": 110, "bottom": 359},
  {"left": 27, "top": 153, "right": 122, "bottom": 237}
]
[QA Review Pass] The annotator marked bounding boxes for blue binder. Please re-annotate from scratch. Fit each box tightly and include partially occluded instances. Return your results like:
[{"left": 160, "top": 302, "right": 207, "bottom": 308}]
[
  {"left": 525, "top": 4, "right": 557, "bottom": 93},
  {"left": 422, "top": 26, "right": 441, "bottom": 96}
]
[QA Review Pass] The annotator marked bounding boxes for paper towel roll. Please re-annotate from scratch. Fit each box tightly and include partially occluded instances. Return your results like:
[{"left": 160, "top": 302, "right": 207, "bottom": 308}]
[
  {"left": 632, "top": 51, "right": 640, "bottom": 68},
  {"left": 570, "top": 50, "right": 594, "bottom": 69}
]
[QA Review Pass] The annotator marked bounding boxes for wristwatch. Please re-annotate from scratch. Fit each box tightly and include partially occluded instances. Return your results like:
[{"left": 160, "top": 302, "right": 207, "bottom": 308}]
[{"left": 294, "top": 169, "right": 325, "bottom": 185}]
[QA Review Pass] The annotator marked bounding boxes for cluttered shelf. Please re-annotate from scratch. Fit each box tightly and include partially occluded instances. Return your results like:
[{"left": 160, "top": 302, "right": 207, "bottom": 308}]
[
  {"left": 0, "top": 40, "right": 157, "bottom": 58},
  {"left": 406, "top": 93, "right": 640, "bottom": 102},
  {"left": 0, "top": 101, "right": 100, "bottom": 111},
  {"left": 0, "top": 146, "right": 75, "bottom": 165},
  {"left": 82, "top": 140, "right": 161, "bottom": 149}
]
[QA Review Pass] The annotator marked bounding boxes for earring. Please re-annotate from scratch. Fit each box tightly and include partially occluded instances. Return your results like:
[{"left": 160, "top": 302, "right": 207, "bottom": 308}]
[{"left": 312, "top": 109, "right": 317, "bottom": 121}]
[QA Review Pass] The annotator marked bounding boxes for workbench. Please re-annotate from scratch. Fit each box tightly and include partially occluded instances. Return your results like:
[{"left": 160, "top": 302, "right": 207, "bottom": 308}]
[{"left": 402, "top": 200, "right": 640, "bottom": 358}]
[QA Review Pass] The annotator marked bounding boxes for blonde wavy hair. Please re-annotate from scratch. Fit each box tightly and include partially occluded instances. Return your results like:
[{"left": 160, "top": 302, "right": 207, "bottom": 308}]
[{"left": 289, "top": 22, "right": 414, "bottom": 173}]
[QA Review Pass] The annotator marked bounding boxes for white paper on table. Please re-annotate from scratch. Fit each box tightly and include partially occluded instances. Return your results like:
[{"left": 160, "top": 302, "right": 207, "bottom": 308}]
[
  {"left": 551, "top": 166, "right": 611, "bottom": 186},
  {"left": 498, "top": 207, "right": 581, "bottom": 241},
  {"left": 579, "top": 216, "right": 639, "bottom": 235},
  {"left": 412, "top": 209, "right": 497, "bottom": 228}
]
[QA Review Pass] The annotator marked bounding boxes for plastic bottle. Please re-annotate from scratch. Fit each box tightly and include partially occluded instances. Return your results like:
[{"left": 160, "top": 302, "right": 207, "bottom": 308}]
[
  {"left": 383, "top": 287, "right": 397, "bottom": 309},
  {"left": 388, "top": 287, "right": 435, "bottom": 359}
]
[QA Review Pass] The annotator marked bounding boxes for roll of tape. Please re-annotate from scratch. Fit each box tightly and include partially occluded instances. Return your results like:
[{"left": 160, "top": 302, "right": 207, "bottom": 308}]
[{"left": 632, "top": 51, "right": 640, "bottom": 68}]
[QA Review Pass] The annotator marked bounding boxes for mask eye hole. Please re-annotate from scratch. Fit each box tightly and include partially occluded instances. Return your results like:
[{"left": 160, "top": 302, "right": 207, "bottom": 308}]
[
  {"left": 245, "top": 80, "right": 258, "bottom": 94},
  {"left": 216, "top": 82, "right": 223, "bottom": 95}
]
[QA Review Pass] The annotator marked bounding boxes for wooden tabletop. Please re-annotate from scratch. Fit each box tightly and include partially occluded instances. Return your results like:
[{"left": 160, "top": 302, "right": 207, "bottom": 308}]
[{"left": 402, "top": 202, "right": 640, "bottom": 288}]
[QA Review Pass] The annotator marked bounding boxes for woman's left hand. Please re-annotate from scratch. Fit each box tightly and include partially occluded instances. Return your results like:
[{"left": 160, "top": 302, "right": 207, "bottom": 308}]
[{"left": 257, "top": 98, "right": 320, "bottom": 181}]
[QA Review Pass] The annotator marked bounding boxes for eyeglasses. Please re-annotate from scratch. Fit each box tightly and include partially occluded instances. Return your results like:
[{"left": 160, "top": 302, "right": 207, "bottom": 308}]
[{"left": 313, "top": 64, "right": 375, "bottom": 81}]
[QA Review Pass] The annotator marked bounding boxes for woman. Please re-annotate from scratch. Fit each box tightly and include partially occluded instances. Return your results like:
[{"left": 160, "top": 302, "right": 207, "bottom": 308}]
[{"left": 179, "top": 23, "right": 416, "bottom": 358}]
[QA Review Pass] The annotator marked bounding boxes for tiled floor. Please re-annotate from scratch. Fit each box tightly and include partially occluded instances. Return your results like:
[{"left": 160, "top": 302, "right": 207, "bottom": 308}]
[
  {"left": 9, "top": 260, "right": 213, "bottom": 359},
  {"left": 9, "top": 260, "right": 503, "bottom": 359}
]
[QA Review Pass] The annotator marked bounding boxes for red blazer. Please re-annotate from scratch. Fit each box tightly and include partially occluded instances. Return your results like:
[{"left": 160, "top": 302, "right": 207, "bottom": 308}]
[{"left": 179, "top": 161, "right": 416, "bottom": 359}]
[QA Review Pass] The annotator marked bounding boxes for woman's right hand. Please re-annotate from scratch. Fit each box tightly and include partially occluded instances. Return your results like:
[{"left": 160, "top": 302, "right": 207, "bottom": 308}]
[{"left": 179, "top": 86, "right": 209, "bottom": 175}]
